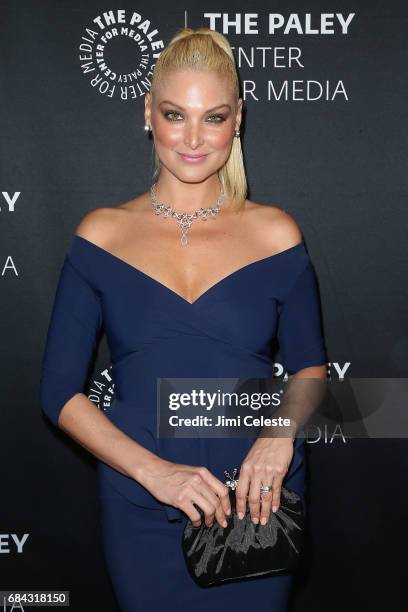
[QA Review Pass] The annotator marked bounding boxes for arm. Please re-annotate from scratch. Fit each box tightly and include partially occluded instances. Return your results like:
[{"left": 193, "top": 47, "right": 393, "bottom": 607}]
[
  {"left": 261, "top": 365, "right": 328, "bottom": 442},
  {"left": 268, "top": 257, "right": 329, "bottom": 439},
  {"left": 39, "top": 218, "right": 230, "bottom": 527},
  {"left": 236, "top": 240, "right": 329, "bottom": 524},
  {"left": 39, "top": 244, "right": 161, "bottom": 485},
  {"left": 56, "top": 393, "right": 164, "bottom": 482}
]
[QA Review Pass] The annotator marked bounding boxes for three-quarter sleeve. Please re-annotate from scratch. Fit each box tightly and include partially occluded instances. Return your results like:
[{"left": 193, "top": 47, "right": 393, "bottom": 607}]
[
  {"left": 39, "top": 255, "right": 103, "bottom": 427},
  {"left": 277, "top": 259, "right": 328, "bottom": 375}
]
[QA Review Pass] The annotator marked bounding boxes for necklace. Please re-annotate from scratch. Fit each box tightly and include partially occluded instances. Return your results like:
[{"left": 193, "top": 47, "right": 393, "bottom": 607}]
[{"left": 150, "top": 182, "right": 226, "bottom": 246}]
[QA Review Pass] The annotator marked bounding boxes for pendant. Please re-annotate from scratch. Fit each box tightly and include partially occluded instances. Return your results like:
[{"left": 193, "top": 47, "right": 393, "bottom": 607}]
[
  {"left": 181, "top": 230, "right": 188, "bottom": 246},
  {"left": 151, "top": 181, "right": 225, "bottom": 247},
  {"left": 177, "top": 217, "right": 192, "bottom": 246}
]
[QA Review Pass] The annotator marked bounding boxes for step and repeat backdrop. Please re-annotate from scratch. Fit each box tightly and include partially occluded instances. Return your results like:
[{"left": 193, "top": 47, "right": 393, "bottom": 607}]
[{"left": 1, "top": 1, "right": 406, "bottom": 610}]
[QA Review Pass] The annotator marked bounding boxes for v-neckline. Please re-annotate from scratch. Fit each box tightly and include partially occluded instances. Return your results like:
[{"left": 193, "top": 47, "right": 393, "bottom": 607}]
[{"left": 72, "top": 235, "right": 305, "bottom": 306}]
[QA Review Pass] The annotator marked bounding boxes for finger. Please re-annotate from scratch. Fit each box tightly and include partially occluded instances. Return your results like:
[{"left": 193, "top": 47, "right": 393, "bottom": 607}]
[
  {"left": 182, "top": 502, "right": 202, "bottom": 527},
  {"left": 217, "top": 486, "right": 232, "bottom": 519},
  {"left": 248, "top": 471, "right": 263, "bottom": 524},
  {"left": 209, "top": 492, "right": 228, "bottom": 528},
  {"left": 271, "top": 475, "right": 283, "bottom": 513},
  {"left": 193, "top": 482, "right": 225, "bottom": 528},
  {"left": 196, "top": 467, "right": 231, "bottom": 518},
  {"left": 260, "top": 487, "right": 273, "bottom": 525},
  {"left": 235, "top": 465, "right": 250, "bottom": 519},
  {"left": 190, "top": 486, "right": 217, "bottom": 527}
]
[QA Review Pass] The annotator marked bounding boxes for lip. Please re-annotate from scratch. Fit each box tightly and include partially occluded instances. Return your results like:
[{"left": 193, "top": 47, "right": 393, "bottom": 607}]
[{"left": 177, "top": 152, "right": 209, "bottom": 163}]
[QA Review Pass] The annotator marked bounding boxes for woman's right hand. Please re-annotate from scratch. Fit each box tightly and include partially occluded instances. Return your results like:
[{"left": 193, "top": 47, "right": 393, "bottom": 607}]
[{"left": 141, "top": 458, "right": 231, "bottom": 528}]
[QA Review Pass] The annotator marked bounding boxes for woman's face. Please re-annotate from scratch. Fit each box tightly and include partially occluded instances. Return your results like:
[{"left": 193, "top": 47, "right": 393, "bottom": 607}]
[{"left": 145, "top": 69, "right": 242, "bottom": 182}]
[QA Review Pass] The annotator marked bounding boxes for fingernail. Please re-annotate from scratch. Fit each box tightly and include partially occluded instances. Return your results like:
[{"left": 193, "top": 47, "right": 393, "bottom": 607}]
[
  {"left": 238, "top": 511, "right": 244, "bottom": 520},
  {"left": 222, "top": 520, "right": 227, "bottom": 528},
  {"left": 253, "top": 517, "right": 259, "bottom": 524},
  {"left": 261, "top": 517, "right": 267, "bottom": 525},
  {"left": 272, "top": 505, "right": 278, "bottom": 513}
]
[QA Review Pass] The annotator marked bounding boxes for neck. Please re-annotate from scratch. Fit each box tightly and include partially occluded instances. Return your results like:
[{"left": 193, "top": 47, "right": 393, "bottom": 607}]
[{"left": 152, "top": 173, "right": 224, "bottom": 213}]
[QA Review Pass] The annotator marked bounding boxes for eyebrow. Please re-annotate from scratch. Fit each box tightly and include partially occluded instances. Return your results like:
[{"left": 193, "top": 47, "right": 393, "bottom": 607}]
[{"left": 159, "top": 100, "right": 231, "bottom": 112}]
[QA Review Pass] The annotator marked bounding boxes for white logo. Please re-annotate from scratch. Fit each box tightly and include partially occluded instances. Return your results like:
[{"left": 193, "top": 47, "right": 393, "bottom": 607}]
[
  {"left": 78, "top": 9, "right": 164, "bottom": 100},
  {"left": 87, "top": 364, "right": 116, "bottom": 412}
]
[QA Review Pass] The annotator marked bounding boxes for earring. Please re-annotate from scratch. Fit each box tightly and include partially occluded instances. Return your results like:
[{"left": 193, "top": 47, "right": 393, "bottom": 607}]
[
  {"left": 234, "top": 129, "right": 240, "bottom": 138},
  {"left": 144, "top": 124, "right": 151, "bottom": 132}
]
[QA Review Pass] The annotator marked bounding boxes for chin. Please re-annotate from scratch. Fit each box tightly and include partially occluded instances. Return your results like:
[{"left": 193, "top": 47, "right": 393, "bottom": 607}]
[
  {"left": 164, "top": 164, "right": 216, "bottom": 182},
  {"left": 174, "top": 173, "right": 212, "bottom": 184}
]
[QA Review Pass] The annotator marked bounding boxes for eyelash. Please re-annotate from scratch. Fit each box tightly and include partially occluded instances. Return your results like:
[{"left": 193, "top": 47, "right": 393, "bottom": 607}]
[{"left": 163, "top": 111, "right": 226, "bottom": 123}]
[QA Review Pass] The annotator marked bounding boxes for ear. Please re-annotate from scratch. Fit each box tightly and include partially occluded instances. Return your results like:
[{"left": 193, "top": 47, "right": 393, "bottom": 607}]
[
  {"left": 235, "top": 97, "right": 243, "bottom": 131},
  {"left": 144, "top": 92, "right": 152, "bottom": 125}
]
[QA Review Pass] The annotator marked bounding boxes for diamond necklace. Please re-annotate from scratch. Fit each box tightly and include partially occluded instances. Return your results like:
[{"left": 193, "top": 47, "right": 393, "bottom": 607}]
[{"left": 150, "top": 182, "right": 226, "bottom": 246}]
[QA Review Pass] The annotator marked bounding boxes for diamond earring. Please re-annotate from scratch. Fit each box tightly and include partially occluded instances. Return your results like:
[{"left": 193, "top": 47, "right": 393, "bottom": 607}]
[
  {"left": 144, "top": 124, "right": 151, "bottom": 132},
  {"left": 234, "top": 129, "right": 240, "bottom": 138}
]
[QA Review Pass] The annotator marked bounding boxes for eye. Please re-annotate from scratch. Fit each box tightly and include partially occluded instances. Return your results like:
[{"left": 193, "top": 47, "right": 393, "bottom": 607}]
[
  {"left": 207, "top": 114, "right": 225, "bottom": 123},
  {"left": 163, "top": 111, "right": 226, "bottom": 123},
  {"left": 164, "top": 111, "right": 183, "bottom": 121}
]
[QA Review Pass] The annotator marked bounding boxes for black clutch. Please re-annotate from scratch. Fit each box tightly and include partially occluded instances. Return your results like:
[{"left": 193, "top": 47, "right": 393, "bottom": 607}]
[{"left": 182, "top": 469, "right": 305, "bottom": 587}]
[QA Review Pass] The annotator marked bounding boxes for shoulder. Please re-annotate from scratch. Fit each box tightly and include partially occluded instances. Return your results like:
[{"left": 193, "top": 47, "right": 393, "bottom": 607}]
[
  {"left": 73, "top": 194, "right": 147, "bottom": 249},
  {"left": 244, "top": 200, "right": 303, "bottom": 252},
  {"left": 73, "top": 207, "right": 121, "bottom": 250}
]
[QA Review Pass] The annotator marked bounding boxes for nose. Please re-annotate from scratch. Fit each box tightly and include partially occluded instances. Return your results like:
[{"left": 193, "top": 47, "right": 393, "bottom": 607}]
[{"left": 183, "top": 120, "right": 204, "bottom": 150}]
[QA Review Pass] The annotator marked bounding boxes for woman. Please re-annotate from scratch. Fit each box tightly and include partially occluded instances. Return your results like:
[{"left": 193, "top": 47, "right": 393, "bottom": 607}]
[{"left": 40, "top": 28, "right": 328, "bottom": 611}]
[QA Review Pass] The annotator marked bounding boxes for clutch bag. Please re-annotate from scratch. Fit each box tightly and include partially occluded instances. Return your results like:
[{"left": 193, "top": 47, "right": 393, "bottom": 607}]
[{"left": 182, "top": 469, "right": 305, "bottom": 587}]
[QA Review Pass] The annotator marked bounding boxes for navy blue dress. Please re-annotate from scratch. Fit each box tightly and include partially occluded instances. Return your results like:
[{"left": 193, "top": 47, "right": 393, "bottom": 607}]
[{"left": 40, "top": 234, "right": 328, "bottom": 611}]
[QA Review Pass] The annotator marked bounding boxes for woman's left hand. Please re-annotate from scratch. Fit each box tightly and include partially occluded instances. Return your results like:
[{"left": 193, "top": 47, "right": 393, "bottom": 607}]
[{"left": 235, "top": 437, "right": 294, "bottom": 525}]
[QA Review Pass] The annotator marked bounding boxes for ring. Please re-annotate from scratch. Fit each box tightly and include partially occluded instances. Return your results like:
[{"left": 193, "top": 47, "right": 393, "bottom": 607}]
[{"left": 260, "top": 484, "right": 273, "bottom": 493}]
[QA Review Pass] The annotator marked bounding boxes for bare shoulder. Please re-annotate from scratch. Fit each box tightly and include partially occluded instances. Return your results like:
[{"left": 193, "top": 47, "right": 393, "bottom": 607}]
[
  {"left": 73, "top": 207, "right": 121, "bottom": 249},
  {"left": 244, "top": 199, "right": 303, "bottom": 251},
  {"left": 73, "top": 194, "right": 147, "bottom": 249}
]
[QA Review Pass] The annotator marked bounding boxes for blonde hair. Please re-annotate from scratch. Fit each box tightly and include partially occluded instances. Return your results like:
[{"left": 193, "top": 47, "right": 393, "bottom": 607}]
[{"left": 148, "top": 27, "right": 247, "bottom": 212}]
